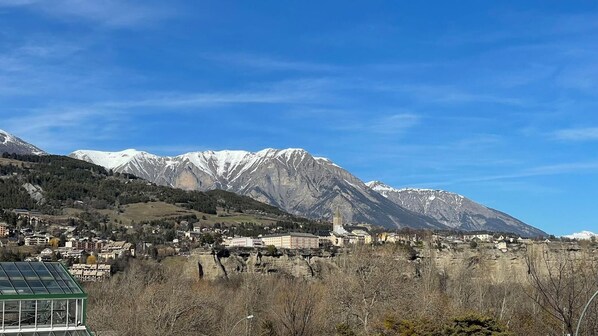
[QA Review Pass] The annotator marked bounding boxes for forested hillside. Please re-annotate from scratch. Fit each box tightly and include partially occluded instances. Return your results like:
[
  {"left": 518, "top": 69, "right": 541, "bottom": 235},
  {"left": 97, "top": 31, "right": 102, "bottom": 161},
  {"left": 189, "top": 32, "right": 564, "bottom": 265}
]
[{"left": 0, "top": 153, "right": 303, "bottom": 221}]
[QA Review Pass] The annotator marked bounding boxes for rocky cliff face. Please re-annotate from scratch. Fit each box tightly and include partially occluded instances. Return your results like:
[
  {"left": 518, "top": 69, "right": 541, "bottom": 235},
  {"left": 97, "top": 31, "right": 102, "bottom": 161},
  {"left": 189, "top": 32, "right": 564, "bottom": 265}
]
[
  {"left": 0, "top": 129, "right": 46, "bottom": 155},
  {"left": 70, "top": 148, "right": 446, "bottom": 230},
  {"left": 183, "top": 243, "right": 593, "bottom": 284},
  {"left": 367, "top": 181, "right": 546, "bottom": 237},
  {"left": 185, "top": 250, "right": 339, "bottom": 281}
]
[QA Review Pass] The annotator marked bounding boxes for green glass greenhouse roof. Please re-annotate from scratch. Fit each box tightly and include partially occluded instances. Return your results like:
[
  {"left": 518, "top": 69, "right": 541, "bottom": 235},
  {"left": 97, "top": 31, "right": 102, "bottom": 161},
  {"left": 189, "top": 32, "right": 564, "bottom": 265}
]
[{"left": 0, "top": 262, "right": 83, "bottom": 296}]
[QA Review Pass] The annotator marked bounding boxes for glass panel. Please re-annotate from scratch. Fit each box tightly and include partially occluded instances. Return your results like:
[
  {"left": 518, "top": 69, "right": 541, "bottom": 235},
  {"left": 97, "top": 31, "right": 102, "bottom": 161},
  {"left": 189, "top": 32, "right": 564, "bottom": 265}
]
[
  {"left": 68, "top": 299, "right": 78, "bottom": 326},
  {"left": 32, "top": 263, "right": 54, "bottom": 279},
  {"left": 64, "top": 279, "right": 80, "bottom": 291},
  {"left": 2, "top": 263, "right": 17, "bottom": 270},
  {"left": 52, "top": 300, "right": 68, "bottom": 327},
  {"left": 11, "top": 279, "right": 33, "bottom": 294},
  {"left": 0, "top": 279, "right": 16, "bottom": 294},
  {"left": 16, "top": 263, "right": 37, "bottom": 279},
  {"left": 56, "top": 280, "right": 72, "bottom": 293},
  {"left": 5, "top": 269, "right": 23, "bottom": 280},
  {"left": 3, "top": 300, "right": 20, "bottom": 329},
  {"left": 20, "top": 300, "right": 36, "bottom": 327},
  {"left": 36, "top": 300, "right": 52, "bottom": 328},
  {"left": 20, "top": 269, "right": 38, "bottom": 280}
]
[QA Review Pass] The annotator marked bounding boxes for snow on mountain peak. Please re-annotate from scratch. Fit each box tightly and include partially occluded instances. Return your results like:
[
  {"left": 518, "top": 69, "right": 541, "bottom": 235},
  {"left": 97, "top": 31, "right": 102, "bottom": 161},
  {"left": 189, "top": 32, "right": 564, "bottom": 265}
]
[
  {"left": 0, "top": 129, "right": 46, "bottom": 155},
  {"left": 71, "top": 149, "right": 155, "bottom": 169},
  {"left": 314, "top": 156, "right": 341, "bottom": 168},
  {"left": 366, "top": 181, "right": 399, "bottom": 193},
  {"left": 72, "top": 147, "right": 345, "bottom": 180},
  {"left": 367, "top": 182, "right": 467, "bottom": 201},
  {"left": 0, "top": 129, "right": 13, "bottom": 144},
  {"left": 562, "top": 231, "right": 597, "bottom": 240}
]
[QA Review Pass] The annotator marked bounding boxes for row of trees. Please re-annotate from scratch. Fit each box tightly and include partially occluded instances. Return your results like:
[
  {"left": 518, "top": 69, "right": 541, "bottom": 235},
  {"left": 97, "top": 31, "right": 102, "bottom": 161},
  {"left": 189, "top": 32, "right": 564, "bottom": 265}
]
[{"left": 85, "top": 244, "right": 598, "bottom": 335}]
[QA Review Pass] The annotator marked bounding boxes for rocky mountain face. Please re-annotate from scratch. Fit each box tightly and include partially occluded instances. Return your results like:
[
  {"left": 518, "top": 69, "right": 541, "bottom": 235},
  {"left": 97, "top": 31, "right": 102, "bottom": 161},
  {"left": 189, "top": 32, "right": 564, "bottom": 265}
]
[
  {"left": 0, "top": 129, "right": 46, "bottom": 155},
  {"left": 70, "top": 148, "right": 445, "bottom": 230},
  {"left": 69, "top": 147, "right": 546, "bottom": 236},
  {"left": 366, "top": 181, "right": 546, "bottom": 237}
]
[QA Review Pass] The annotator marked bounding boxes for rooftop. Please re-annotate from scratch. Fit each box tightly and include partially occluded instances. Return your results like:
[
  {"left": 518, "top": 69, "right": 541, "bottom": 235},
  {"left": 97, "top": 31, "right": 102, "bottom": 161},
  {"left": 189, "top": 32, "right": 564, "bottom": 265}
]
[
  {"left": 0, "top": 262, "right": 84, "bottom": 296},
  {"left": 263, "top": 232, "right": 318, "bottom": 238}
]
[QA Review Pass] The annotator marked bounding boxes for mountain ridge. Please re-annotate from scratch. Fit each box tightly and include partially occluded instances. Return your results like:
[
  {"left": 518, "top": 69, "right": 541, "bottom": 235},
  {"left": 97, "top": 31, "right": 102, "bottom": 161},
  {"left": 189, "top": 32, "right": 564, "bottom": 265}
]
[
  {"left": 70, "top": 148, "right": 448, "bottom": 231},
  {"left": 366, "top": 180, "right": 546, "bottom": 237},
  {"left": 0, "top": 129, "right": 545, "bottom": 236},
  {"left": 70, "top": 148, "right": 544, "bottom": 236}
]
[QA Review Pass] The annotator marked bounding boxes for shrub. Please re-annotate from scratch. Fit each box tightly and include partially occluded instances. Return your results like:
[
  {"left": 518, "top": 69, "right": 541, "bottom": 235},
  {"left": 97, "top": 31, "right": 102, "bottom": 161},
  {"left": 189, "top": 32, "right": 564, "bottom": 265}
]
[{"left": 443, "top": 314, "right": 511, "bottom": 336}]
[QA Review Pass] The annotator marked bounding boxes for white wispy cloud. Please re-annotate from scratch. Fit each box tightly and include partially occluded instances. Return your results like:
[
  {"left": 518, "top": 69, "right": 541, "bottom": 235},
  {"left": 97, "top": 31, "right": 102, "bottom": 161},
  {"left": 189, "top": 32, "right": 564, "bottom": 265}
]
[
  {"left": 1, "top": 76, "right": 335, "bottom": 153},
  {"left": 370, "top": 114, "right": 420, "bottom": 134},
  {"left": 200, "top": 52, "right": 340, "bottom": 73},
  {"left": 3, "top": 108, "right": 128, "bottom": 152},
  {"left": 387, "top": 84, "right": 527, "bottom": 106},
  {"left": 331, "top": 113, "right": 421, "bottom": 135},
  {"left": 100, "top": 79, "right": 329, "bottom": 109},
  {"left": 0, "top": 0, "right": 172, "bottom": 28},
  {"left": 554, "top": 127, "right": 598, "bottom": 141}
]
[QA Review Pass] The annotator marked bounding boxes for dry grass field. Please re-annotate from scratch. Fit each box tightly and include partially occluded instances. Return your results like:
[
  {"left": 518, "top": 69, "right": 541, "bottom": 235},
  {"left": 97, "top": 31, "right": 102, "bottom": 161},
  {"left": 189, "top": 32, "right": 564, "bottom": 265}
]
[{"left": 79, "top": 201, "right": 281, "bottom": 226}]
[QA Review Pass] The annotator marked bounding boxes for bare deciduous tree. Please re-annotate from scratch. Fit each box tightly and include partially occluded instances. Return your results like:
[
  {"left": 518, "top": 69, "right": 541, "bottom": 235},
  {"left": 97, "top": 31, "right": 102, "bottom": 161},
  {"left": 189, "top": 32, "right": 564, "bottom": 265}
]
[{"left": 525, "top": 244, "right": 598, "bottom": 335}]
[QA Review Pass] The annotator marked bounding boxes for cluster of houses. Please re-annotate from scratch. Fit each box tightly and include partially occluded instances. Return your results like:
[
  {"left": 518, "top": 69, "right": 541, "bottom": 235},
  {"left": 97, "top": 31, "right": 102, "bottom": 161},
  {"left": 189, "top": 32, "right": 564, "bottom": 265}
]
[
  {"left": 20, "top": 239, "right": 135, "bottom": 282},
  {"left": 379, "top": 231, "right": 537, "bottom": 252},
  {"left": 69, "top": 263, "right": 112, "bottom": 282},
  {"left": 220, "top": 210, "right": 542, "bottom": 252},
  {"left": 221, "top": 209, "right": 375, "bottom": 249},
  {"left": 1, "top": 209, "right": 137, "bottom": 282}
]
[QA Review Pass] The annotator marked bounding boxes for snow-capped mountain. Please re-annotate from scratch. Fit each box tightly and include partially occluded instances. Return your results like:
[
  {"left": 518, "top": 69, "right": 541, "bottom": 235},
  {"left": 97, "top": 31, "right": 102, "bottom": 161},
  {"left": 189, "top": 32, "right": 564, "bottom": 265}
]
[
  {"left": 70, "top": 148, "right": 546, "bottom": 236},
  {"left": 366, "top": 181, "right": 546, "bottom": 237},
  {"left": 70, "top": 148, "right": 446, "bottom": 230},
  {"left": 562, "top": 231, "right": 597, "bottom": 240},
  {"left": 0, "top": 129, "right": 46, "bottom": 155}
]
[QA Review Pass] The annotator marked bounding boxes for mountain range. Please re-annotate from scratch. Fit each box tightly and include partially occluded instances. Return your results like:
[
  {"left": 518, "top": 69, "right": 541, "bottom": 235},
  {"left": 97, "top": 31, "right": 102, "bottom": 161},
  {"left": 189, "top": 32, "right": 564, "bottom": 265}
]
[
  {"left": 0, "top": 129, "right": 547, "bottom": 236},
  {"left": 69, "top": 147, "right": 546, "bottom": 237},
  {"left": 69, "top": 148, "right": 445, "bottom": 231}
]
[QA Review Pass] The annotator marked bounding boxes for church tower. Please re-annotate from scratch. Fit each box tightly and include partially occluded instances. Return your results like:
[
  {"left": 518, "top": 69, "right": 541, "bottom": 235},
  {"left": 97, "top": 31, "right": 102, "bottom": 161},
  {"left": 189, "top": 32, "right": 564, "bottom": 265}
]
[{"left": 332, "top": 207, "right": 347, "bottom": 234}]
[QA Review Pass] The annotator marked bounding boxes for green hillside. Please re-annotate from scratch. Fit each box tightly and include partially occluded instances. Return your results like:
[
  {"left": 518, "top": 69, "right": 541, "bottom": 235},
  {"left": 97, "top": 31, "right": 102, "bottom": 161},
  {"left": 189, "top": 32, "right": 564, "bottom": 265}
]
[{"left": 0, "top": 153, "right": 312, "bottom": 223}]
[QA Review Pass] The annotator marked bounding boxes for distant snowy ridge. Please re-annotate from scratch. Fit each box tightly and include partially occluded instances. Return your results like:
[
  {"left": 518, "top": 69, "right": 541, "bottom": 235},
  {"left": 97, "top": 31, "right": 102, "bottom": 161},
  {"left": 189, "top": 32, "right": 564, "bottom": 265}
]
[
  {"left": 366, "top": 180, "right": 546, "bottom": 237},
  {"left": 562, "top": 231, "right": 597, "bottom": 240},
  {"left": 69, "top": 149, "right": 159, "bottom": 169},
  {"left": 366, "top": 181, "right": 464, "bottom": 198},
  {"left": 71, "top": 148, "right": 317, "bottom": 180}
]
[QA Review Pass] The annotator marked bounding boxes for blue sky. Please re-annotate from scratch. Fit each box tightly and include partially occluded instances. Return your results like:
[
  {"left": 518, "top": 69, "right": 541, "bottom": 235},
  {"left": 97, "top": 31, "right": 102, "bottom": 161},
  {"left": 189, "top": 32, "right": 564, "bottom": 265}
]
[{"left": 1, "top": 1, "right": 598, "bottom": 235}]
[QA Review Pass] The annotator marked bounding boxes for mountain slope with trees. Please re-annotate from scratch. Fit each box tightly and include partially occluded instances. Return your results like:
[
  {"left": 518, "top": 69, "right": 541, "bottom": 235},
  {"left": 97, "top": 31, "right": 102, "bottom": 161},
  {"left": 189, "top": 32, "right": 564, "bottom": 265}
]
[{"left": 0, "top": 153, "right": 312, "bottom": 224}]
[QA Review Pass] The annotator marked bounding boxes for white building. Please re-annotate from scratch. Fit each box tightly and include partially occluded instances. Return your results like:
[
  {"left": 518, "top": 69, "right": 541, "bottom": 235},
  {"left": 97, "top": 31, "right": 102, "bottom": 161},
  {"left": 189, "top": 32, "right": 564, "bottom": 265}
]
[
  {"left": 262, "top": 233, "right": 319, "bottom": 249},
  {"left": 24, "top": 234, "right": 48, "bottom": 246},
  {"left": 69, "top": 263, "right": 112, "bottom": 282},
  {"left": 463, "top": 233, "right": 492, "bottom": 242},
  {"left": 98, "top": 241, "right": 135, "bottom": 260},
  {"left": 229, "top": 237, "right": 264, "bottom": 248}
]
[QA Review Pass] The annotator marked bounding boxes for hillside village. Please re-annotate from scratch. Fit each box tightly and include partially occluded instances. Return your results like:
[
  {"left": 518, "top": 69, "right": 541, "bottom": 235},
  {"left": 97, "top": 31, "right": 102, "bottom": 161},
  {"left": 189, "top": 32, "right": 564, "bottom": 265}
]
[{"left": 0, "top": 204, "right": 576, "bottom": 284}]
